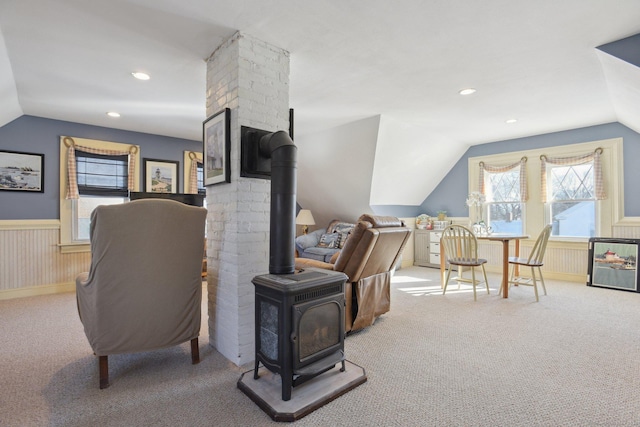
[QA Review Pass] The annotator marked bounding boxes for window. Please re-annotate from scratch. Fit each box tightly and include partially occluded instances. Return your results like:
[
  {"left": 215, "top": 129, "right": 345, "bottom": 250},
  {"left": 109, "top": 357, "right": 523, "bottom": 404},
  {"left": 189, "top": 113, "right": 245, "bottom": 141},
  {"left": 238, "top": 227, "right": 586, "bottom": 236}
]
[
  {"left": 59, "top": 136, "right": 140, "bottom": 252},
  {"left": 544, "top": 158, "right": 598, "bottom": 238},
  {"left": 485, "top": 167, "right": 524, "bottom": 234},
  {"left": 76, "top": 152, "right": 129, "bottom": 196},
  {"left": 478, "top": 157, "right": 527, "bottom": 234},
  {"left": 468, "top": 138, "right": 621, "bottom": 242},
  {"left": 74, "top": 196, "right": 127, "bottom": 240},
  {"left": 73, "top": 151, "right": 130, "bottom": 241},
  {"left": 197, "top": 161, "right": 205, "bottom": 195}
]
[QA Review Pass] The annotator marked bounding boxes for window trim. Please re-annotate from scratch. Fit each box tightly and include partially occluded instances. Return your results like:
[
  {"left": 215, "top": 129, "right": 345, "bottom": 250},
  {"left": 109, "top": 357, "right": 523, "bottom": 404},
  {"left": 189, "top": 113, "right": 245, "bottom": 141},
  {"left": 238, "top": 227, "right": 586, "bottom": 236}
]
[
  {"left": 59, "top": 136, "right": 140, "bottom": 252},
  {"left": 468, "top": 138, "right": 623, "bottom": 242}
]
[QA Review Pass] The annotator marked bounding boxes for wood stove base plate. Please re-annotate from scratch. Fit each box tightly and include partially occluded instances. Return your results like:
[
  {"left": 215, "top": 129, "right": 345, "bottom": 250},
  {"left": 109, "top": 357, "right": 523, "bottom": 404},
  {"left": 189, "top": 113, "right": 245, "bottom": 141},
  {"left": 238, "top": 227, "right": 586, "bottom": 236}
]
[{"left": 237, "top": 360, "right": 367, "bottom": 422}]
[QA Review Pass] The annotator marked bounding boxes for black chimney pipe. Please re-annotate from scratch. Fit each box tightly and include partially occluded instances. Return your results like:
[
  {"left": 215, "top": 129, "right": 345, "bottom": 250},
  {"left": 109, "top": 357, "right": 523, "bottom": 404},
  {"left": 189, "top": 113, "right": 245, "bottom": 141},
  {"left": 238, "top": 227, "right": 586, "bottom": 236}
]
[{"left": 259, "top": 130, "right": 297, "bottom": 275}]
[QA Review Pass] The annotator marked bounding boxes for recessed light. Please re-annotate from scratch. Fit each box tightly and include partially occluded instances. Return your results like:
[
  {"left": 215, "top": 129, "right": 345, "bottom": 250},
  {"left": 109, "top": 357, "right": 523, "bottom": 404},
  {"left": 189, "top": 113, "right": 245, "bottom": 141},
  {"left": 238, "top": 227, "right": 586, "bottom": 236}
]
[
  {"left": 505, "top": 119, "right": 517, "bottom": 124},
  {"left": 459, "top": 88, "right": 476, "bottom": 95},
  {"left": 106, "top": 112, "right": 121, "bottom": 118},
  {"left": 131, "top": 72, "right": 150, "bottom": 80}
]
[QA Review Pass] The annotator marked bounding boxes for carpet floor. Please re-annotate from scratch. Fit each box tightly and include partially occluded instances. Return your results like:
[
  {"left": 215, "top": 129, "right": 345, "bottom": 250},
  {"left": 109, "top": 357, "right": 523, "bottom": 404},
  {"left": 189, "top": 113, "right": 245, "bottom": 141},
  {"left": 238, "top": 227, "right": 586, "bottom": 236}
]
[{"left": 2, "top": 266, "right": 640, "bottom": 426}]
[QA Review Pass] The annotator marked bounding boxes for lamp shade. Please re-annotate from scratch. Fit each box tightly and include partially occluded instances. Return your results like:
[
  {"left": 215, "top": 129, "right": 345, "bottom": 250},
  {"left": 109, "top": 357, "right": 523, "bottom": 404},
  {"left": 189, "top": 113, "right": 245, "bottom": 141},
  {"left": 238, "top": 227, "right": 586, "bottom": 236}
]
[{"left": 295, "top": 209, "right": 315, "bottom": 226}]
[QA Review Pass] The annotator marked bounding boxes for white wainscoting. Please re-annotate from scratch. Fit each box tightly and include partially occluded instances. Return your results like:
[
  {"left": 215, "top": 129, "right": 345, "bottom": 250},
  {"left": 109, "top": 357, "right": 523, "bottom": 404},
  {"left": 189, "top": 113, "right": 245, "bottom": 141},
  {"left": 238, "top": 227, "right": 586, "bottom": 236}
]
[
  {"left": 0, "top": 220, "right": 90, "bottom": 300},
  {"left": 613, "top": 219, "right": 640, "bottom": 238},
  {"left": 2, "top": 218, "right": 639, "bottom": 299},
  {"left": 413, "top": 218, "right": 640, "bottom": 283},
  {"left": 477, "top": 240, "right": 588, "bottom": 282}
]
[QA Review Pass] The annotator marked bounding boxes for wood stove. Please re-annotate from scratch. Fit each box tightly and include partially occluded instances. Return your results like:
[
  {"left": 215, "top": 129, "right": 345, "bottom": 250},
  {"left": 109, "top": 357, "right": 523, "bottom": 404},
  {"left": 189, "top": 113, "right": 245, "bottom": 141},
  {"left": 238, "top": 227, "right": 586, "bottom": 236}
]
[
  {"left": 239, "top": 129, "right": 354, "bottom": 404},
  {"left": 252, "top": 268, "right": 348, "bottom": 401}
]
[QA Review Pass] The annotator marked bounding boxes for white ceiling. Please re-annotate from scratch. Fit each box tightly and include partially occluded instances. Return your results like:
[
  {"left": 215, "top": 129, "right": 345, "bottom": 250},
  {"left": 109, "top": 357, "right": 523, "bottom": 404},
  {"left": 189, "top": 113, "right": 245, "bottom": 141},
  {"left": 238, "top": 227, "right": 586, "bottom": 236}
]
[{"left": 1, "top": 0, "right": 640, "bottom": 148}]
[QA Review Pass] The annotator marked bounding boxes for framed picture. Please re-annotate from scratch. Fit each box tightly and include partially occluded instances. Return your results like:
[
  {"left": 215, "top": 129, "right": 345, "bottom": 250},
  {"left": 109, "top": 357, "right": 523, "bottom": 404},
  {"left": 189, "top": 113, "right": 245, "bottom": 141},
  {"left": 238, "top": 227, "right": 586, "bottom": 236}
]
[
  {"left": 203, "top": 108, "right": 231, "bottom": 186},
  {"left": 587, "top": 238, "right": 640, "bottom": 293},
  {"left": 0, "top": 150, "right": 44, "bottom": 193},
  {"left": 143, "top": 158, "right": 179, "bottom": 194}
]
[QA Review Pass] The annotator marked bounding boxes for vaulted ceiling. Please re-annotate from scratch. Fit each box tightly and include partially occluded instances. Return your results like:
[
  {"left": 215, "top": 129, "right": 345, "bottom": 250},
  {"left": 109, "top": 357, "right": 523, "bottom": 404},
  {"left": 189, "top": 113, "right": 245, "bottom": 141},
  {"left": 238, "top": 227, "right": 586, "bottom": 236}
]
[{"left": 1, "top": 1, "right": 640, "bottom": 206}]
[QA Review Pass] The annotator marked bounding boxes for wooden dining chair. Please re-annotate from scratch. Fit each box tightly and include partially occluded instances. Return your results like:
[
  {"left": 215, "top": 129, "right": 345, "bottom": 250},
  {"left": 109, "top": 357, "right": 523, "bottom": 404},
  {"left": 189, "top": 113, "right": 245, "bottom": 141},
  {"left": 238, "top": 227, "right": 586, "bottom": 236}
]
[
  {"left": 441, "top": 224, "right": 490, "bottom": 301},
  {"left": 502, "top": 224, "right": 552, "bottom": 301}
]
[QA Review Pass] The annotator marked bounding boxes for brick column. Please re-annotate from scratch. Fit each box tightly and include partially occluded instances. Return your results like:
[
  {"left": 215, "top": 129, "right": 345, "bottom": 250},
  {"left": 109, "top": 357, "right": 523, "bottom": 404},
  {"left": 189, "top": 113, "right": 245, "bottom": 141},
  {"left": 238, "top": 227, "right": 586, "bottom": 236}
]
[{"left": 205, "top": 32, "right": 289, "bottom": 366}]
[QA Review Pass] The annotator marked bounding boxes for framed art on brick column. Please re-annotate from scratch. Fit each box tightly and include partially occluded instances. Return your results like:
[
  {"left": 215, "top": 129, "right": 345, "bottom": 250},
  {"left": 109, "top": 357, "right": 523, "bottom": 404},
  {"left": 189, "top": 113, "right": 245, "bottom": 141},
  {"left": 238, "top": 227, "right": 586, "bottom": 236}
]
[{"left": 203, "top": 108, "right": 231, "bottom": 186}]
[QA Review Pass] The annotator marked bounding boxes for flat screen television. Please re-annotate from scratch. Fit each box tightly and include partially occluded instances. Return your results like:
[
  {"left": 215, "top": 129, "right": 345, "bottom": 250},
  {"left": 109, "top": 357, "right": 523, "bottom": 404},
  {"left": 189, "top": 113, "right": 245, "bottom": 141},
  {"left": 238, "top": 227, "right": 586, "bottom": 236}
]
[
  {"left": 129, "top": 192, "right": 205, "bottom": 207},
  {"left": 587, "top": 237, "right": 640, "bottom": 293}
]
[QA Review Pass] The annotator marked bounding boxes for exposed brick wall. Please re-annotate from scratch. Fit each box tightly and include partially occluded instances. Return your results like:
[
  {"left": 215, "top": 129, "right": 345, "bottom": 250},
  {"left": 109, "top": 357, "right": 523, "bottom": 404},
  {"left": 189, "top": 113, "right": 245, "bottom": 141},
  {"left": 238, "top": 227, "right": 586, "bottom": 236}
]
[{"left": 205, "top": 32, "right": 289, "bottom": 365}]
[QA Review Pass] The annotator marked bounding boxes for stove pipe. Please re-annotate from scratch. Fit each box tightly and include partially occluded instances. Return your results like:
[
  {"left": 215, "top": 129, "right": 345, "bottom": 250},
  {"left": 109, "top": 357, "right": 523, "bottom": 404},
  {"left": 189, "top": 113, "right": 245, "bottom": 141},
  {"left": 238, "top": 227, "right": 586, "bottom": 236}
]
[{"left": 259, "top": 130, "right": 297, "bottom": 275}]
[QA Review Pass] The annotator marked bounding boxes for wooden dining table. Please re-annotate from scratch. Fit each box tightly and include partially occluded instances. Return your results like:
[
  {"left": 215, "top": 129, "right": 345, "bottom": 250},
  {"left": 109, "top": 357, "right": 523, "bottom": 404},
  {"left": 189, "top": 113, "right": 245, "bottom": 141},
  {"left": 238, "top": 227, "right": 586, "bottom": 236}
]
[{"left": 440, "top": 233, "right": 529, "bottom": 298}]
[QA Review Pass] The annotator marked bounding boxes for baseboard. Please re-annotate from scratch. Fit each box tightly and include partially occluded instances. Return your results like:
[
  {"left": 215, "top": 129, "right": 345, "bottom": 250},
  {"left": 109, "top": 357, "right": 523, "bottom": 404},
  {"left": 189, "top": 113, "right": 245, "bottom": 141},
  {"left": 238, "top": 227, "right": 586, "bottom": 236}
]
[
  {"left": 0, "top": 282, "right": 75, "bottom": 301},
  {"left": 543, "top": 271, "right": 587, "bottom": 283},
  {"left": 482, "top": 265, "right": 585, "bottom": 283}
]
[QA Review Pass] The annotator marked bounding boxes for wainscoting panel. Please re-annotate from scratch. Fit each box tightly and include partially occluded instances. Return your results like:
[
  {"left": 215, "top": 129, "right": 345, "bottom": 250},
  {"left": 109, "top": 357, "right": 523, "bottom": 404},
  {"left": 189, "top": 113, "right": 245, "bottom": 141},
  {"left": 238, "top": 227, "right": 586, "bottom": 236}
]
[
  {"left": 443, "top": 218, "right": 640, "bottom": 283},
  {"left": 2, "top": 219, "right": 639, "bottom": 298},
  {"left": 477, "top": 240, "right": 589, "bottom": 282},
  {"left": 543, "top": 245, "right": 589, "bottom": 281},
  {"left": 0, "top": 221, "right": 90, "bottom": 299},
  {"left": 613, "top": 224, "right": 640, "bottom": 239}
]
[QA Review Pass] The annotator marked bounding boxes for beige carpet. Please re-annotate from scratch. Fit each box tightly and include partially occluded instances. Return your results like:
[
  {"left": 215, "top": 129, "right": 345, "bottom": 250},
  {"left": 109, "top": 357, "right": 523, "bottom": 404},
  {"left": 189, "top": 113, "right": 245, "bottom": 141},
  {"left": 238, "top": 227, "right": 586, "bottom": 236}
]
[{"left": 2, "top": 267, "right": 640, "bottom": 426}]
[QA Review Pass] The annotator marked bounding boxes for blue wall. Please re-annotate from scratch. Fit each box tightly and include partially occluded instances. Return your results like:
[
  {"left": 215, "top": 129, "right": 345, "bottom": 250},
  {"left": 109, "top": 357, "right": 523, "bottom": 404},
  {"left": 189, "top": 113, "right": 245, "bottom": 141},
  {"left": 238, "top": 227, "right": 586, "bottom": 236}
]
[
  {"left": 420, "top": 122, "right": 640, "bottom": 217},
  {"left": 0, "top": 115, "right": 201, "bottom": 220},
  {"left": 4, "top": 116, "right": 639, "bottom": 221}
]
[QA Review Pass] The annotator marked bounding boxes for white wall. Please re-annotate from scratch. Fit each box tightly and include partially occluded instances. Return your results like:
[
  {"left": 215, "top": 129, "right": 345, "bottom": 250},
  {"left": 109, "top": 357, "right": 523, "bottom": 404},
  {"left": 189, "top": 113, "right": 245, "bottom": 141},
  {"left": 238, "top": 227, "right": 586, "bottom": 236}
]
[
  {"left": 0, "top": 30, "right": 22, "bottom": 127},
  {"left": 371, "top": 115, "right": 468, "bottom": 205},
  {"left": 295, "top": 115, "right": 380, "bottom": 229},
  {"left": 295, "top": 114, "right": 469, "bottom": 229}
]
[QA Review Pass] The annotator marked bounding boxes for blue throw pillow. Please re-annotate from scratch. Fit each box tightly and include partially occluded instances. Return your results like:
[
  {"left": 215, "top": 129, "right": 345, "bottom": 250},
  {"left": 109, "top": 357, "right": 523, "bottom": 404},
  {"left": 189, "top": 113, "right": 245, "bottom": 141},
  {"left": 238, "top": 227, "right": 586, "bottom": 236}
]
[{"left": 295, "top": 230, "right": 322, "bottom": 250}]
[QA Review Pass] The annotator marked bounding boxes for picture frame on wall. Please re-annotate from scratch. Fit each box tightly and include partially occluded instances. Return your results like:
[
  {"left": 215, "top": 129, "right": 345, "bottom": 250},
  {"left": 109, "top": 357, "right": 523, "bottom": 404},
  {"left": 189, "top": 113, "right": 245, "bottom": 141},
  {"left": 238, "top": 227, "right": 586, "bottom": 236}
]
[
  {"left": 203, "top": 108, "right": 231, "bottom": 186},
  {"left": 0, "top": 150, "right": 44, "bottom": 193},
  {"left": 143, "top": 158, "right": 179, "bottom": 194}
]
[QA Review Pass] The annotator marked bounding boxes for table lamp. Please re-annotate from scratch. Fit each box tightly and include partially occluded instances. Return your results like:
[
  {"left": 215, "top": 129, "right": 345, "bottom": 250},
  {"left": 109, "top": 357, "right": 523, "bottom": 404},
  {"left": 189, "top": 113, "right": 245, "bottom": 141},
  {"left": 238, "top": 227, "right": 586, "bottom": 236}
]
[{"left": 296, "top": 209, "right": 315, "bottom": 235}]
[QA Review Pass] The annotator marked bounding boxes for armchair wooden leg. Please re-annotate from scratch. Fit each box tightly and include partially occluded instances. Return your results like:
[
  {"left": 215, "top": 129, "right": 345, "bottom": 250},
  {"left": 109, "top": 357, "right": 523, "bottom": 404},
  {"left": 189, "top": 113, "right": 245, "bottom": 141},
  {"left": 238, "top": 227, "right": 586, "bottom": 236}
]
[
  {"left": 191, "top": 338, "right": 200, "bottom": 365},
  {"left": 99, "top": 355, "right": 109, "bottom": 389}
]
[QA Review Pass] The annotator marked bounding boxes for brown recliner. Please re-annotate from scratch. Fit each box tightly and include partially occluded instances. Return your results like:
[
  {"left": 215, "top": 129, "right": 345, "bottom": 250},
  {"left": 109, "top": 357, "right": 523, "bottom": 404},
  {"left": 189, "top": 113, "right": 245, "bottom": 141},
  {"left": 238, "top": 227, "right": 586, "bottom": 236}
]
[{"left": 295, "top": 214, "right": 411, "bottom": 332}]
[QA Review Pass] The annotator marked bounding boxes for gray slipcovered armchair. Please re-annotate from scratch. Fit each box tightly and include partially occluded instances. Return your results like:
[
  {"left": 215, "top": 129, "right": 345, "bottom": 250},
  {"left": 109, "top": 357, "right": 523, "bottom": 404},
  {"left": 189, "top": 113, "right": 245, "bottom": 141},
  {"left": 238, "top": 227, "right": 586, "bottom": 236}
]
[{"left": 76, "top": 199, "right": 207, "bottom": 388}]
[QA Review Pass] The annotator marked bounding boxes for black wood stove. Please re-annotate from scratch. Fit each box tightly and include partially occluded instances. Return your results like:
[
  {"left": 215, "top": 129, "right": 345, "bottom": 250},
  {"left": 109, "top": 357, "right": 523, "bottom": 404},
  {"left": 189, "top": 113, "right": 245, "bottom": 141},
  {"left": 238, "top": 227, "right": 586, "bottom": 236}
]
[
  {"left": 252, "top": 268, "right": 347, "bottom": 401},
  {"left": 242, "top": 129, "right": 349, "bottom": 401}
]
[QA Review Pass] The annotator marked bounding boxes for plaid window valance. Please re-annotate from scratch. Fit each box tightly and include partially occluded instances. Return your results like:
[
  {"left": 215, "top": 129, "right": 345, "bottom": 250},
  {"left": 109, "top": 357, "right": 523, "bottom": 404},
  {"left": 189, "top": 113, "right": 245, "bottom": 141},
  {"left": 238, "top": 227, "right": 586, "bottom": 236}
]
[
  {"left": 64, "top": 136, "right": 137, "bottom": 200},
  {"left": 187, "top": 151, "right": 204, "bottom": 194},
  {"left": 540, "top": 148, "right": 605, "bottom": 202},
  {"left": 478, "top": 157, "right": 528, "bottom": 202}
]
